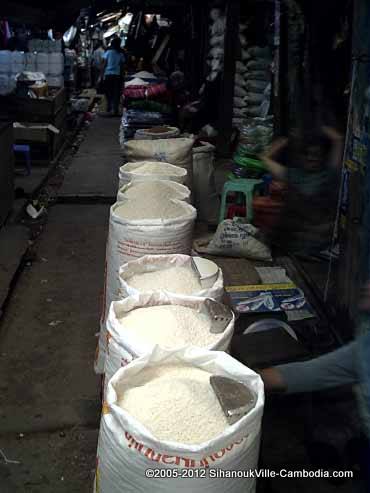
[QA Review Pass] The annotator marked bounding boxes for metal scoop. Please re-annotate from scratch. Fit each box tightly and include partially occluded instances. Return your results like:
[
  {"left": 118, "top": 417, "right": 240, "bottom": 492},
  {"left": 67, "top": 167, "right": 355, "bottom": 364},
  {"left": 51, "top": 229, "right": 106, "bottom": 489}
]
[
  {"left": 210, "top": 375, "right": 257, "bottom": 425},
  {"left": 204, "top": 299, "right": 234, "bottom": 334},
  {"left": 191, "top": 256, "right": 205, "bottom": 284}
]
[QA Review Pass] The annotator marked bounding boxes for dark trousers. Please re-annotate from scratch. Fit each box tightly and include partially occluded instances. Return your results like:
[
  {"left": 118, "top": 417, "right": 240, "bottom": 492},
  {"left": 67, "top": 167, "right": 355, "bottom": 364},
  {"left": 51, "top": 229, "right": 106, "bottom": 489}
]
[{"left": 104, "top": 75, "right": 122, "bottom": 113}]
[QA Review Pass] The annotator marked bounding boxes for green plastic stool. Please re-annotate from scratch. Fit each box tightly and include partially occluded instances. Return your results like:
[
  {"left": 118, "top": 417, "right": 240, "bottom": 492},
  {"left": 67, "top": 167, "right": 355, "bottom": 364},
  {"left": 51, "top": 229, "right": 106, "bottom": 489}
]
[{"left": 219, "top": 179, "right": 263, "bottom": 223}]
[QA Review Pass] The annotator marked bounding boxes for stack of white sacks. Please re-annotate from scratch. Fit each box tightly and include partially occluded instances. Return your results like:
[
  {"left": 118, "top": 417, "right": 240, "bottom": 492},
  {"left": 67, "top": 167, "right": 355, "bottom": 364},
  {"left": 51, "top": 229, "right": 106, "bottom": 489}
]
[
  {"left": 0, "top": 51, "right": 18, "bottom": 95},
  {"left": 36, "top": 51, "right": 64, "bottom": 88},
  {"left": 207, "top": 8, "right": 226, "bottom": 82},
  {"left": 233, "top": 24, "right": 272, "bottom": 128},
  {"left": 94, "top": 139, "right": 265, "bottom": 493},
  {"left": 0, "top": 45, "right": 64, "bottom": 92}
]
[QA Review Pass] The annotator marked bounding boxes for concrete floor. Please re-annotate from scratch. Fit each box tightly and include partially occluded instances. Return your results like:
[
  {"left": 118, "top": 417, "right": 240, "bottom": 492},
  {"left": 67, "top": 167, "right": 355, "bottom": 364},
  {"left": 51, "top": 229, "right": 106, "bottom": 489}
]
[
  {"left": 0, "top": 115, "right": 357, "bottom": 493},
  {"left": 0, "top": 115, "right": 114, "bottom": 492}
]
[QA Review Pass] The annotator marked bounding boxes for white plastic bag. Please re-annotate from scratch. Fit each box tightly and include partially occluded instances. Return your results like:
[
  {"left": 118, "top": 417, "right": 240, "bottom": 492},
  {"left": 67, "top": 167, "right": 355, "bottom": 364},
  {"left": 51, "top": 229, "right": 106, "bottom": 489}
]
[
  {"left": 96, "top": 201, "right": 197, "bottom": 373},
  {"left": 117, "top": 180, "right": 190, "bottom": 203},
  {"left": 205, "top": 219, "right": 272, "bottom": 261},
  {"left": 119, "top": 254, "right": 224, "bottom": 300},
  {"left": 124, "top": 138, "right": 195, "bottom": 189},
  {"left": 104, "top": 293, "right": 234, "bottom": 391},
  {"left": 192, "top": 141, "right": 220, "bottom": 224},
  {"left": 96, "top": 346, "right": 264, "bottom": 493},
  {"left": 118, "top": 161, "right": 187, "bottom": 189}
]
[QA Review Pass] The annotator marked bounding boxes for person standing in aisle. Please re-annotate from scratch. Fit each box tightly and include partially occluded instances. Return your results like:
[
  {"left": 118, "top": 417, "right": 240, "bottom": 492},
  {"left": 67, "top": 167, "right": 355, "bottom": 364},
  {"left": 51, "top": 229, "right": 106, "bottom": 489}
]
[{"left": 100, "top": 37, "right": 125, "bottom": 116}]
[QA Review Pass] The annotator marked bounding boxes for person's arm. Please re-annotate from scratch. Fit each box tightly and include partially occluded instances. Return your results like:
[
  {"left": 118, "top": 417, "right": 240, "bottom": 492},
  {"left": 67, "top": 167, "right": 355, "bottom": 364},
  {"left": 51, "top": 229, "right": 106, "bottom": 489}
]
[
  {"left": 259, "top": 341, "right": 359, "bottom": 394},
  {"left": 260, "top": 137, "right": 289, "bottom": 181},
  {"left": 322, "top": 126, "right": 344, "bottom": 169}
]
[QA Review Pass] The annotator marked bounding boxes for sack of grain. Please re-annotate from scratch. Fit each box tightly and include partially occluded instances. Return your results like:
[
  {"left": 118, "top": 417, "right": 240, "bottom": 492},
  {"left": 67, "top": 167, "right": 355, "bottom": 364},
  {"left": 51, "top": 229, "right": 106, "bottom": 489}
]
[
  {"left": 234, "top": 73, "right": 246, "bottom": 88},
  {"left": 233, "top": 108, "right": 246, "bottom": 118},
  {"left": 205, "top": 219, "right": 272, "bottom": 261},
  {"left": 192, "top": 141, "right": 220, "bottom": 224},
  {"left": 239, "top": 33, "right": 248, "bottom": 47},
  {"left": 118, "top": 161, "right": 187, "bottom": 189},
  {"left": 119, "top": 254, "right": 224, "bottom": 300},
  {"left": 117, "top": 180, "right": 190, "bottom": 203},
  {"left": 234, "top": 85, "right": 247, "bottom": 98},
  {"left": 244, "top": 92, "right": 265, "bottom": 105},
  {"left": 95, "top": 345, "right": 264, "bottom": 493},
  {"left": 95, "top": 200, "right": 197, "bottom": 374},
  {"left": 232, "top": 118, "right": 244, "bottom": 127},
  {"left": 134, "top": 126, "right": 180, "bottom": 140},
  {"left": 209, "top": 46, "right": 224, "bottom": 60},
  {"left": 247, "top": 46, "right": 271, "bottom": 59},
  {"left": 210, "top": 34, "right": 225, "bottom": 47},
  {"left": 245, "top": 106, "right": 263, "bottom": 118},
  {"left": 104, "top": 293, "right": 234, "bottom": 391},
  {"left": 233, "top": 96, "right": 247, "bottom": 109},
  {"left": 210, "top": 17, "right": 226, "bottom": 36},
  {"left": 246, "top": 59, "right": 271, "bottom": 71},
  {"left": 245, "top": 80, "right": 268, "bottom": 93},
  {"left": 236, "top": 61, "right": 247, "bottom": 74},
  {"left": 247, "top": 70, "right": 270, "bottom": 81},
  {"left": 124, "top": 138, "right": 195, "bottom": 189},
  {"left": 241, "top": 48, "right": 252, "bottom": 62}
]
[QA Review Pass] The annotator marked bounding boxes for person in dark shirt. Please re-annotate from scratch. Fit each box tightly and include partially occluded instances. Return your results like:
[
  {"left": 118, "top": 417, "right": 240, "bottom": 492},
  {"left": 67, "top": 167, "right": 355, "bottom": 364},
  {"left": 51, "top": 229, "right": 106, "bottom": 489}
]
[
  {"left": 100, "top": 38, "right": 125, "bottom": 116},
  {"left": 261, "top": 126, "right": 343, "bottom": 255}
]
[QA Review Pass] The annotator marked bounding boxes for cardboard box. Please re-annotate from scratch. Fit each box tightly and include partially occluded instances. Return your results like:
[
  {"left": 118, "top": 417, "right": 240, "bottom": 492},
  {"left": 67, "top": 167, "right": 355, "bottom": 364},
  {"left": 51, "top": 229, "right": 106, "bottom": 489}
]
[
  {"left": 13, "top": 123, "right": 59, "bottom": 144},
  {"left": 0, "top": 87, "right": 66, "bottom": 123}
]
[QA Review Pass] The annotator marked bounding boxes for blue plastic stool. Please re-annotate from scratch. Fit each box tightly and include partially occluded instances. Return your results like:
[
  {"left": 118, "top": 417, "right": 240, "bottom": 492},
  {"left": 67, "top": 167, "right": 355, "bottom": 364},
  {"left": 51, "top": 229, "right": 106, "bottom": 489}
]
[
  {"left": 219, "top": 178, "right": 263, "bottom": 223},
  {"left": 14, "top": 144, "right": 31, "bottom": 175}
]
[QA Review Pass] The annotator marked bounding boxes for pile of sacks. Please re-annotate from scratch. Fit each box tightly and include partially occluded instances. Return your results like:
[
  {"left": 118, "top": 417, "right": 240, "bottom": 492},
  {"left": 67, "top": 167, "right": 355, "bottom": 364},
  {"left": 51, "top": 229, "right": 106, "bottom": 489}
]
[
  {"left": 206, "top": 8, "right": 226, "bottom": 82},
  {"left": 0, "top": 50, "right": 64, "bottom": 90},
  {"left": 120, "top": 72, "right": 174, "bottom": 145},
  {"left": 94, "top": 135, "right": 265, "bottom": 493},
  {"left": 233, "top": 25, "right": 272, "bottom": 128}
]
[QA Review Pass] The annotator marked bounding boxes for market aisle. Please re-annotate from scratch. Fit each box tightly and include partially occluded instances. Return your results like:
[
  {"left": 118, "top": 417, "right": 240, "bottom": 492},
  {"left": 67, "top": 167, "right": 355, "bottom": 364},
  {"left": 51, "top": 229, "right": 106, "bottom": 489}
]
[
  {"left": 0, "top": 115, "right": 121, "bottom": 492},
  {"left": 59, "top": 115, "right": 122, "bottom": 200}
]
